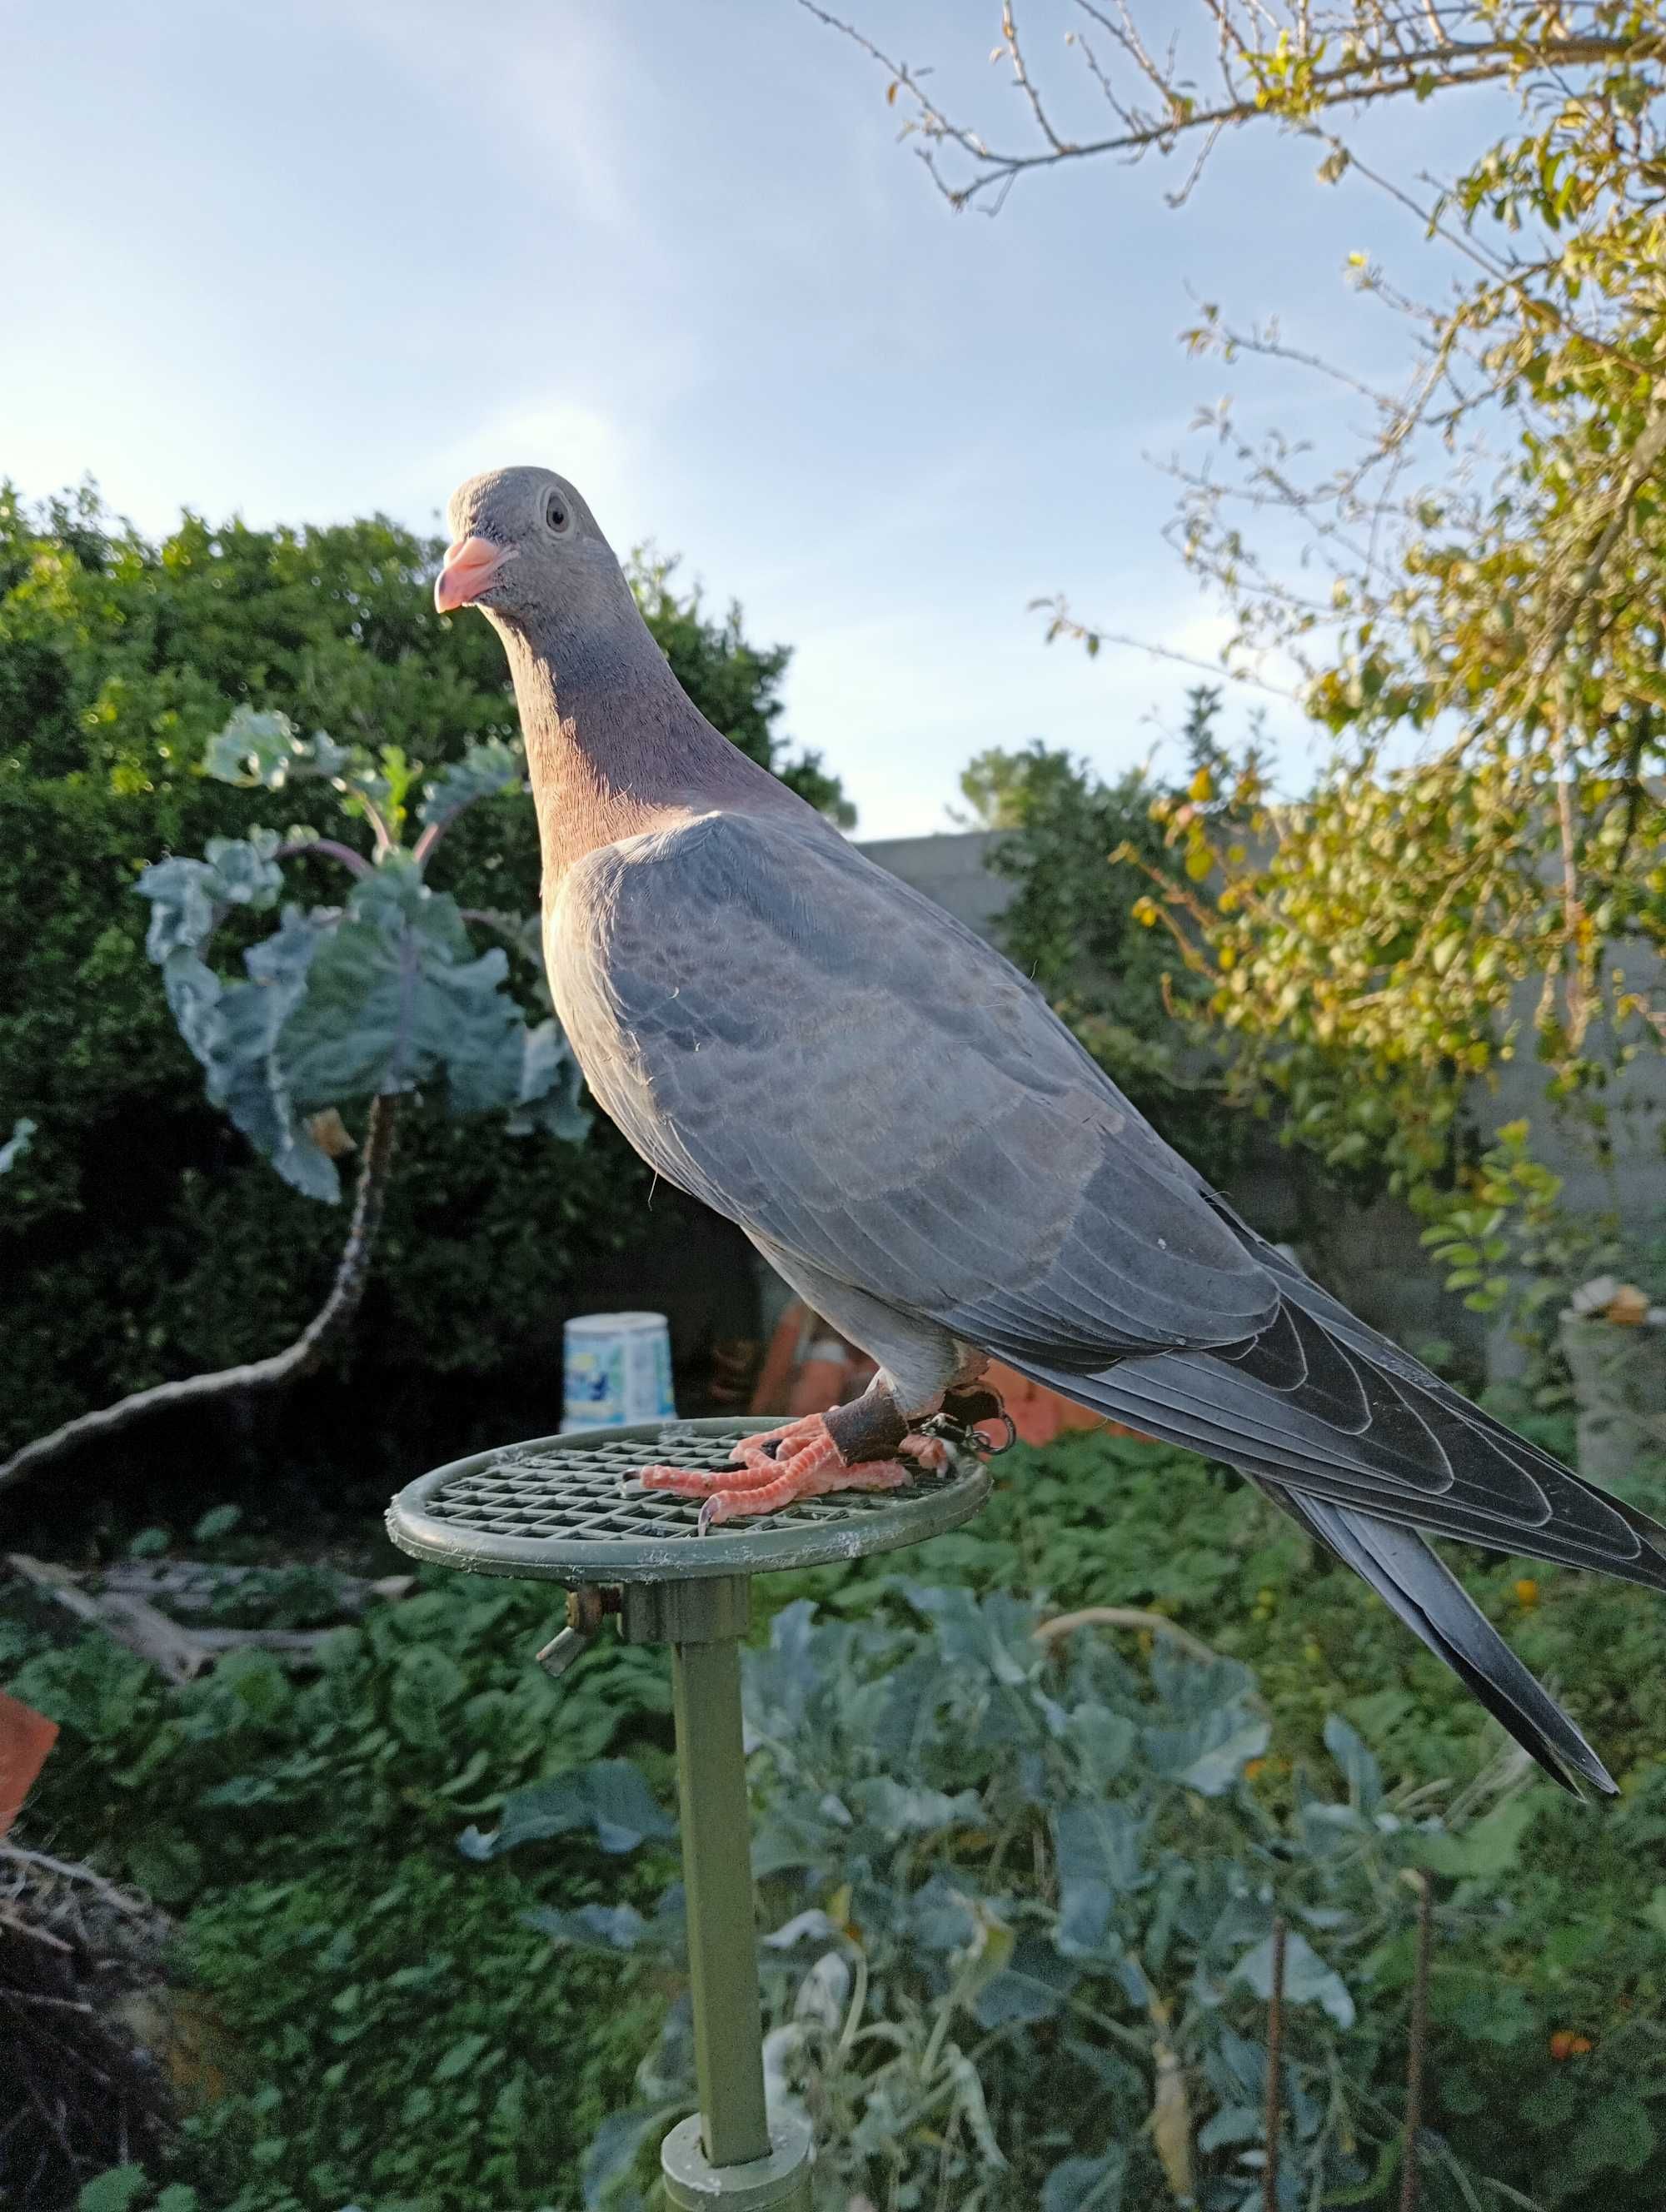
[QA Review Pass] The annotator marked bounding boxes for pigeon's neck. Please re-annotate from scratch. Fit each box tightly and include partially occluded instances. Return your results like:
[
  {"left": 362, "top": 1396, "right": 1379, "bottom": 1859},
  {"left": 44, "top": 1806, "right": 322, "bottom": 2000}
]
[{"left": 501, "top": 614, "right": 800, "bottom": 886}]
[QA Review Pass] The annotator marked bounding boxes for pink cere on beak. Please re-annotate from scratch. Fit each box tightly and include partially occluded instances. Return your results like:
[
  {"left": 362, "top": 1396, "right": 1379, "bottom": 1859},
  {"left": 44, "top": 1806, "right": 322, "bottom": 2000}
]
[{"left": 434, "top": 535, "right": 514, "bottom": 614}]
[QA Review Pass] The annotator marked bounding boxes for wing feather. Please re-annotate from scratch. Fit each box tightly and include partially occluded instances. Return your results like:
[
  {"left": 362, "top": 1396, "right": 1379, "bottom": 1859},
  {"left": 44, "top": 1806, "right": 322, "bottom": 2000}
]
[{"left": 550, "top": 810, "right": 1279, "bottom": 1355}]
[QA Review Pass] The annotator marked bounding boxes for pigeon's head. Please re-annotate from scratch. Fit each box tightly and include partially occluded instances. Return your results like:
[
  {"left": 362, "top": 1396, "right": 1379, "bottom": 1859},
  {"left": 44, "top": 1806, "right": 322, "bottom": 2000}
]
[{"left": 435, "top": 465, "right": 622, "bottom": 637}]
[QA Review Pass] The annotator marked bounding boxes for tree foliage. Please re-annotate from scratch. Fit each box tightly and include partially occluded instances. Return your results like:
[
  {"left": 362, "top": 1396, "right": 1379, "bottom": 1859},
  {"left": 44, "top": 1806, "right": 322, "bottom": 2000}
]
[
  {"left": 0, "top": 486, "right": 831, "bottom": 1467},
  {"left": 956, "top": 694, "right": 1260, "bottom": 1184},
  {"left": 816, "top": 1, "right": 1666, "bottom": 1299}
]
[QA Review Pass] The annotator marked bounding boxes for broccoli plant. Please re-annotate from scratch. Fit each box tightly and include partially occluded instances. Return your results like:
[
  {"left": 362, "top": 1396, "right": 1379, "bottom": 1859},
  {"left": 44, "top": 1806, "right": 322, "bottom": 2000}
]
[{"left": 0, "top": 709, "right": 586, "bottom": 1496}]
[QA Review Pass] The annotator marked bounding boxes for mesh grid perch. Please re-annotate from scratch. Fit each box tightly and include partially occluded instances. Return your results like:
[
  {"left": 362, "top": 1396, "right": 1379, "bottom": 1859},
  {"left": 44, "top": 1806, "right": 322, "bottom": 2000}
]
[{"left": 387, "top": 1415, "right": 990, "bottom": 1581}]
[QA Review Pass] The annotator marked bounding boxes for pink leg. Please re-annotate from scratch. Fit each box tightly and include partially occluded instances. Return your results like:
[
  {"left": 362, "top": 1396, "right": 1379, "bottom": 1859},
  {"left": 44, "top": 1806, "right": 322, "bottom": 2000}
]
[{"left": 640, "top": 1412, "right": 923, "bottom": 1533}]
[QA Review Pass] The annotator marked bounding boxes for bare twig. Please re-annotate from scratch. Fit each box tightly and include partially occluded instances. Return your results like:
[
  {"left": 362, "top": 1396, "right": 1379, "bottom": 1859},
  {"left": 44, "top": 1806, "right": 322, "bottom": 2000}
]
[
  {"left": 1030, "top": 600, "right": 1299, "bottom": 695},
  {"left": 1264, "top": 1914, "right": 1286, "bottom": 2212},
  {"left": 0, "top": 1843, "right": 151, "bottom": 1921},
  {"left": 801, "top": 2, "right": 1666, "bottom": 206},
  {"left": 5, "top": 1557, "right": 212, "bottom": 1682},
  {"left": 1033, "top": 1604, "right": 1229, "bottom": 1666},
  {"left": 273, "top": 836, "right": 372, "bottom": 879},
  {"left": 1399, "top": 1873, "right": 1433, "bottom": 2212},
  {"left": 0, "top": 1094, "right": 400, "bottom": 1499}
]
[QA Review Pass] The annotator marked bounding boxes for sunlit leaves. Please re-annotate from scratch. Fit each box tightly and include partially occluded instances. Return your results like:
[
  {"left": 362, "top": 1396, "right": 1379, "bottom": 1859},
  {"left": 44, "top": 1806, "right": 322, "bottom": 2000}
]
[
  {"left": 278, "top": 867, "right": 523, "bottom": 1114},
  {"left": 137, "top": 829, "right": 286, "bottom": 961},
  {"left": 202, "top": 705, "right": 352, "bottom": 790},
  {"left": 416, "top": 739, "right": 523, "bottom": 833}
]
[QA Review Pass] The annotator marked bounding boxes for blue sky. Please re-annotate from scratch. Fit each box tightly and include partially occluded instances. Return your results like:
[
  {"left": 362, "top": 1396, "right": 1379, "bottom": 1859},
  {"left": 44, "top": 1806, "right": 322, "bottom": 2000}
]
[{"left": 2, "top": 2, "right": 1479, "bottom": 832}]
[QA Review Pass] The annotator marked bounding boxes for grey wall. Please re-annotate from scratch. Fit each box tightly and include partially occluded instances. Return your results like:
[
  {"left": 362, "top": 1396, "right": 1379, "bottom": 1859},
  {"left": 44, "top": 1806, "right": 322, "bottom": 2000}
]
[{"left": 860, "top": 830, "right": 1015, "bottom": 945}]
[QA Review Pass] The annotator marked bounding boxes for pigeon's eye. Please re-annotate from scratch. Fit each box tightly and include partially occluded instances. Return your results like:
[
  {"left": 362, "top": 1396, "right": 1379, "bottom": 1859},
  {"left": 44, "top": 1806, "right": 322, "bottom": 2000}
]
[{"left": 544, "top": 490, "right": 571, "bottom": 536}]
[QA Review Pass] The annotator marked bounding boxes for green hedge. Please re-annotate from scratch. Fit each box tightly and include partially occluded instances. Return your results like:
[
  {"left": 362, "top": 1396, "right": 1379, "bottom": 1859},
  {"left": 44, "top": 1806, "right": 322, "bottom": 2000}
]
[{"left": 0, "top": 489, "right": 842, "bottom": 1502}]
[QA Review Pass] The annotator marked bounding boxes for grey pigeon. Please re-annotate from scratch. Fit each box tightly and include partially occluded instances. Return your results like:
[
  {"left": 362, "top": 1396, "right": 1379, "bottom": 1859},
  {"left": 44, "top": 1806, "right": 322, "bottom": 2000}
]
[{"left": 437, "top": 464, "right": 1666, "bottom": 1796}]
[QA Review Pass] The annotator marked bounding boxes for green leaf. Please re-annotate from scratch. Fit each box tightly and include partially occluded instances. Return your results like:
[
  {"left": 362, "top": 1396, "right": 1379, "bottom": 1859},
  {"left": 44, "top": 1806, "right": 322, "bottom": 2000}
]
[
  {"left": 974, "top": 1936, "right": 1077, "bottom": 2027},
  {"left": 1053, "top": 1800, "right": 1145, "bottom": 1955},
  {"left": 902, "top": 1582, "right": 1039, "bottom": 1686},
  {"left": 459, "top": 1759, "right": 676, "bottom": 1860},
  {"left": 126, "top": 1828, "right": 203, "bottom": 1906},
  {"left": 0, "top": 1116, "right": 35, "bottom": 1175},
  {"left": 1574, "top": 2093, "right": 1654, "bottom": 2175},
  {"left": 1234, "top": 1930, "right": 1355, "bottom": 2028},
  {"left": 417, "top": 740, "right": 523, "bottom": 831},
  {"left": 192, "top": 1502, "right": 242, "bottom": 1543},
  {"left": 847, "top": 1777, "right": 983, "bottom": 1836},
  {"left": 507, "top": 1018, "right": 592, "bottom": 1141},
  {"left": 1042, "top": 2146, "right": 1125, "bottom": 2211},
  {"left": 943, "top": 2041, "right": 1005, "bottom": 2168},
  {"left": 277, "top": 867, "right": 526, "bottom": 1116},
  {"left": 157, "top": 906, "right": 339, "bottom": 1200},
  {"left": 1143, "top": 1706, "right": 1269, "bottom": 1795},
  {"left": 388, "top": 1645, "right": 466, "bottom": 1748},
  {"left": 77, "top": 2170, "right": 151, "bottom": 2212},
  {"left": 204, "top": 705, "right": 352, "bottom": 790},
  {"left": 1323, "top": 1711, "right": 1382, "bottom": 1813},
  {"left": 137, "top": 830, "right": 286, "bottom": 961},
  {"left": 1411, "top": 1794, "right": 1534, "bottom": 1879},
  {"left": 432, "top": 2031, "right": 490, "bottom": 2081},
  {"left": 581, "top": 2104, "right": 683, "bottom": 2211},
  {"left": 522, "top": 1892, "right": 685, "bottom": 1956},
  {"left": 1197, "top": 2104, "right": 1261, "bottom": 2151}
]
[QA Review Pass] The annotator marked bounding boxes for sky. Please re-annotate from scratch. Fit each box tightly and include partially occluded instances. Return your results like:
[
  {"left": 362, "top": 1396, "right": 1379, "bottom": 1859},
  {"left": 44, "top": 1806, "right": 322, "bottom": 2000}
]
[{"left": 0, "top": 1, "right": 1489, "bottom": 834}]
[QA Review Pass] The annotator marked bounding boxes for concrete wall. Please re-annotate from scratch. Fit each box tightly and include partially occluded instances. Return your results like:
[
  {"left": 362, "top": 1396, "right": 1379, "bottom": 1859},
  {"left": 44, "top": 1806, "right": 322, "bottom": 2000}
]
[{"left": 860, "top": 830, "right": 1015, "bottom": 945}]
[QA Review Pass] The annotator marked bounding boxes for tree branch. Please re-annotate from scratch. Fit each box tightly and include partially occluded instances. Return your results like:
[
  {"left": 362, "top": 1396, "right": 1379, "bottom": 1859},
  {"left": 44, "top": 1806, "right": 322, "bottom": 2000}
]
[
  {"left": 274, "top": 836, "right": 372, "bottom": 879},
  {"left": 1033, "top": 1603, "right": 1230, "bottom": 1668},
  {"left": 0, "top": 1095, "right": 401, "bottom": 1500},
  {"left": 801, "top": 2, "right": 1666, "bottom": 204}
]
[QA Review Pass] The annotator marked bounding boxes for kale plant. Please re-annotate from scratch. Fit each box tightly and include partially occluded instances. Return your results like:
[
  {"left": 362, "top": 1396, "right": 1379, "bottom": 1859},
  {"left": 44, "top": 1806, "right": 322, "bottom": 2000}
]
[
  {"left": 476, "top": 1588, "right": 1532, "bottom": 2212},
  {"left": 136, "top": 706, "right": 584, "bottom": 1201},
  {"left": 1, "top": 708, "right": 586, "bottom": 1496}
]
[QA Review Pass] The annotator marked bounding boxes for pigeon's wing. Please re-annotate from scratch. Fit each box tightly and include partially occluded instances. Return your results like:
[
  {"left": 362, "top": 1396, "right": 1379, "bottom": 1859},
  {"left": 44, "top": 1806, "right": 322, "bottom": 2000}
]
[{"left": 550, "top": 809, "right": 1278, "bottom": 1358}]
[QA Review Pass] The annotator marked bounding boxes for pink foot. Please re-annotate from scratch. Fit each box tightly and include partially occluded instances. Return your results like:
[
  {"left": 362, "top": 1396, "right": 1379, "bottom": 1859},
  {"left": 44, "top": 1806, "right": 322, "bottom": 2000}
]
[{"left": 639, "top": 1413, "right": 917, "bottom": 1533}]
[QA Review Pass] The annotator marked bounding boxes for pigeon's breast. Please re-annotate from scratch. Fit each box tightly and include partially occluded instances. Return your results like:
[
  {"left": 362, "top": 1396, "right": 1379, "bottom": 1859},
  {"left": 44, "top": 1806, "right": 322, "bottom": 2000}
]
[{"left": 541, "top": 835, "right": 701, "bottom": 1198}]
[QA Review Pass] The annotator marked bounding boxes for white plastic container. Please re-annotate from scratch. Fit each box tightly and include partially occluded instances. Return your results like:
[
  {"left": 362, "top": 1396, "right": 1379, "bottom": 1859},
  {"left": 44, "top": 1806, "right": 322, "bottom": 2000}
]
[{"left": 562, "top": 1311, "right": 676, "bottom": 1430}]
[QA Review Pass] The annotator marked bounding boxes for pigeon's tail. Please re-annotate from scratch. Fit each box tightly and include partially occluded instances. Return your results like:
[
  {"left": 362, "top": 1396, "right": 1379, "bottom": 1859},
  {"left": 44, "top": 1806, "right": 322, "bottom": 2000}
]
[
  {"left": 1000, "top": 1208, "right": 1666, "bottom": 1795},
  {"left": 1257, "top": 1487, "right": 1616, "bottom": 1795}
]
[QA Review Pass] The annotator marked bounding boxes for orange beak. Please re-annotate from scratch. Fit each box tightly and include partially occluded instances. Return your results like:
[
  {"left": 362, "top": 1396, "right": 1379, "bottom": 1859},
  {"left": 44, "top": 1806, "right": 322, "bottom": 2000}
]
[{"left": 434, "top": 535, "right": 514, "bottom": 614}]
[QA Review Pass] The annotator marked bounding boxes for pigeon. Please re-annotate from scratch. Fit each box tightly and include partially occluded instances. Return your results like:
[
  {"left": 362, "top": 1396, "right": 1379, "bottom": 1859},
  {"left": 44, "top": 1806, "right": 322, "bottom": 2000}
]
[{"left": 436, "top": 463, "right": 1666, "bottom": 1796}]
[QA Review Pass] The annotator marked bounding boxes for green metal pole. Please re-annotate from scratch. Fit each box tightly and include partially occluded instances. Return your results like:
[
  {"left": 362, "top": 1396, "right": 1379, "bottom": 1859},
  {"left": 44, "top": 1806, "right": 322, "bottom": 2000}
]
[
  {"left": 671, "top": 1627, "right": 771, "bottom": 2165},
  {"left": 631, "top": 1573, "right": 811, "bottom": 2211}
]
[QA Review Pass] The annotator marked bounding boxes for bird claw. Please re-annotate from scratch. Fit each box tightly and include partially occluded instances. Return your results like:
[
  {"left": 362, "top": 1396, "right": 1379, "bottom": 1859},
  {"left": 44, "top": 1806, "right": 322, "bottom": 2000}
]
[{"left": 641, "top": 1412, "right": 915, "bottom": 1529}]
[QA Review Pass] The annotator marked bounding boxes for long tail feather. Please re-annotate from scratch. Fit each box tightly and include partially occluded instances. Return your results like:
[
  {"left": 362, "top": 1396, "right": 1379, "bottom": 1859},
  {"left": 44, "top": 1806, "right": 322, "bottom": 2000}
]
[
  {"left": 1264, "top": 1485, "right": 1616, "bottom": 1796},
  {"left": 1000, "top": 1209, "right": 1666, "bottom": 1795}
]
